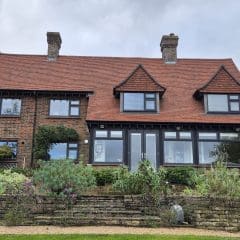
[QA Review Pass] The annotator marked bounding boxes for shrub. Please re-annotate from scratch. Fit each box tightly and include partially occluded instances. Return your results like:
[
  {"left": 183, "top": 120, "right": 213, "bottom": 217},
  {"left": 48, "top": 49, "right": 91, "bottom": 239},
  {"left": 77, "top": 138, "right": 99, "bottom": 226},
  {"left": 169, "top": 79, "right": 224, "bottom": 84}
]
[
  {"left": 33, "top": 160, "right": 96, "bottom": 197},
  {"left": 93, "top": 168, "right": 117, "bottom": 186},
  {"left": 0, "top": 145, "right": 13, "bottom": 160},
  {"left": 0, "top": 170, "right": 29, "bottom": 194},
  {"left": 10, "top": 167, "right": 34, "bottom": 177},
  {"left": 184, "top": 161, "right": 240, "bottom": 198},
  {"left": 3, "top": 180, "right": 36, "bottom": 226},
  {"left": 113, "top": 160, "right": 169, "bottom": 198},
  {"left": 165, "top": 166, "right": 198, "bottom": 187}
]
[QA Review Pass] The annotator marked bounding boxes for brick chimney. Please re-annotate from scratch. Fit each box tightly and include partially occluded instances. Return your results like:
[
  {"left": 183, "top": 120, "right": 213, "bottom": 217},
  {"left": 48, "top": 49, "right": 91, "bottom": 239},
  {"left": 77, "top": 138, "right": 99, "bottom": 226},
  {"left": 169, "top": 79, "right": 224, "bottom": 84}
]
[
  {"left": 47, "top": 32, "right": 62, "bottom": 61},
  {"left": 160, "top": 33, "right": 178, "bottom": 63}
]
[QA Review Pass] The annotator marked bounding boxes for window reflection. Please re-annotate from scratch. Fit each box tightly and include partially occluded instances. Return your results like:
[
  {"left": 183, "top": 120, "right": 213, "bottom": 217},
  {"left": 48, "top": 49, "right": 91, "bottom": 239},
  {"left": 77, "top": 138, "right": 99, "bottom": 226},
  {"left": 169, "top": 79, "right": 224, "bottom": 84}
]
[{"left": 1, "top": 99, "right": 21, "bottom": 115}]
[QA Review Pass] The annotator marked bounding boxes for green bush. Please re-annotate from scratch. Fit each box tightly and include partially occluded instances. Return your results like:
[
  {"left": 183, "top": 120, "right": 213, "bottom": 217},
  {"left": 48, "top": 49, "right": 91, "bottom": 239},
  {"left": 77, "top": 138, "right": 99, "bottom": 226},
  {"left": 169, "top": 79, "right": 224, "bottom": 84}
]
[
  {"left": 0, "top": 145, "right": 13, "bottom": 160},
  {"left": 165, "top": 166, "right": 198, "bottom": 186},
  {"left": 33, "top": 160, "right": 96, "bottom": 197},
  {"left": 113, "top": 160, "right": 169, "bottom": 198},
  {"left": 0, "top": 170, "right": 29, "bottom": 194},
  {"left": 10, "top": 168, "right": 34, "bottom": 177},
  {"left": 93, "top": 168, "right": 118, "bottom": 186},
  {"left": 184, "top": 161, "right": 240, "bottom": 198}
]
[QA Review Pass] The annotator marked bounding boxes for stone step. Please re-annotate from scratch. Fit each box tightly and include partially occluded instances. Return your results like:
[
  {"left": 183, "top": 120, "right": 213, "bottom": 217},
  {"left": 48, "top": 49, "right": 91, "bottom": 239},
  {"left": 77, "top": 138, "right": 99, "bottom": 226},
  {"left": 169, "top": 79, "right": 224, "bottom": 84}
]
[
  {"left": 77, "top": 196, "right": 125, "bottom": 201},
  {"left": 71, "top": 204, "right": 126, "bottom": 209},
  {"left": 34, "top": 215, "right": 163, "bottom": 227},
  {"left": 54, "top": 209, "right": 143, "bottom": 217},
  {"left": 75, "top": 200, "right": 125, "bottom": 205}
]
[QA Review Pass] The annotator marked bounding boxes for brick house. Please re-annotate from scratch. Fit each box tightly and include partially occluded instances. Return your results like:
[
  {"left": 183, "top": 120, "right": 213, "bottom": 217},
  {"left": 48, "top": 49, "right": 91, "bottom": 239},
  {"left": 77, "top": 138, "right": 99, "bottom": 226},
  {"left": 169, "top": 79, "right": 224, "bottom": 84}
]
[{"left": 0, "top": 32, "right": 239, "bottom": 169}]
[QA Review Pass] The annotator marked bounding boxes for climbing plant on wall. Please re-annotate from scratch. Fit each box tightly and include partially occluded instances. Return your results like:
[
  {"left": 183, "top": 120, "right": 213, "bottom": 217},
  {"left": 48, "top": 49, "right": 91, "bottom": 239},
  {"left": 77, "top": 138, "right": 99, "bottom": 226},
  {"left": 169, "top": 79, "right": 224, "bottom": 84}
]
[{"left": 34, "top": 125, "right": 79, "bottom": 160}]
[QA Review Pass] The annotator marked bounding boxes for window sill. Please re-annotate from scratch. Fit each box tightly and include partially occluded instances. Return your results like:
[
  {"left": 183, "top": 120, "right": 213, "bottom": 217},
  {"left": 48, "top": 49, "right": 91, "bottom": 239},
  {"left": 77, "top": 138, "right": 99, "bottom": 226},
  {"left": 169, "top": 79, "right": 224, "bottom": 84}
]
[
  {"left": 91, "top": 162, "right": 123, "bottom": 166},
  {"left": 206, "top": 112, "right": 240, "bottom": 115},
  {"left": 121, "top": 111, "right": 159, "bottom": 114},
  {"left": 0, "top": 115, "right": 20, "bottom": 118},
  {"left": 47, "top": 116, "right": 82, "bottom": 119}
]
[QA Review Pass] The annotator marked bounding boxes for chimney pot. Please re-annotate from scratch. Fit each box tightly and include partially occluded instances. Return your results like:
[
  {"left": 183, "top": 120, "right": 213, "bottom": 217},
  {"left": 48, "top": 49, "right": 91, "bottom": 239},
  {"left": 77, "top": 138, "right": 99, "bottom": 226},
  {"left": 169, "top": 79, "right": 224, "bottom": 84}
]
[
  {"left": 160, "top": 33, "right": 179, "bottom": 63},
  {"left": 47, "top": 32, "right": 62, "bottom": 61}
]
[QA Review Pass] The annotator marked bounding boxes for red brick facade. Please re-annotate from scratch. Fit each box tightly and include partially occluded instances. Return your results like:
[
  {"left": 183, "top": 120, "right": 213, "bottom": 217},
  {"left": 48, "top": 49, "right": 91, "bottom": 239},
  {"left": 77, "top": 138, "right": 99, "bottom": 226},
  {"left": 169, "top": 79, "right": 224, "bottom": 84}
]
[{"left": 0, "top": 94, "right": 89, "bottom": 167}]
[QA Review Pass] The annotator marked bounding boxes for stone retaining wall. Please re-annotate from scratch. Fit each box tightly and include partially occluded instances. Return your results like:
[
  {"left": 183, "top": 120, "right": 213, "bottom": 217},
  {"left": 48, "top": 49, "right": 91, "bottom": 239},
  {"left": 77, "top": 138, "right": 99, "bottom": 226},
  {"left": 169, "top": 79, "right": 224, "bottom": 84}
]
[{"left": 0, "top": 195, "right": 239, "bottom": 232}]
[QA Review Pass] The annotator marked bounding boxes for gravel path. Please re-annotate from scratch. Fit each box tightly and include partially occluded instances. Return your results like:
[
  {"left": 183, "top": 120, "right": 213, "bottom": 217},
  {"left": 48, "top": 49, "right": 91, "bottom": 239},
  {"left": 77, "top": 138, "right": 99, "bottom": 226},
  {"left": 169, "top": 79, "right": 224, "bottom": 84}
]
[{"left": 0, "top": 226, "right": 239, "bottom": 238}]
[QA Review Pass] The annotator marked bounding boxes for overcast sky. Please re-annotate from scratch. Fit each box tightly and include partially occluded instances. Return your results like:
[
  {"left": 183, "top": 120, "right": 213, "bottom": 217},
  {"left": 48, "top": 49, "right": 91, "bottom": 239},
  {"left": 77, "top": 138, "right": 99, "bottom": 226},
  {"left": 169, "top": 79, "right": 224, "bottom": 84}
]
[{"left": 0, "top": 0, "right": 240, "bottom": 68}]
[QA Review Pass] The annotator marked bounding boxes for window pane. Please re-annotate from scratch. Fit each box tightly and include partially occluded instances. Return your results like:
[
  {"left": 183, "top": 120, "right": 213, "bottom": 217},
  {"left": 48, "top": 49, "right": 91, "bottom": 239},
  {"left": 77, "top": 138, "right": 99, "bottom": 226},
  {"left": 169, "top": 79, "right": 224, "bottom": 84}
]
[
  {"left": 230, "top": 102, "right": 239, "bottom": 111},
  {"left": 145, "top": 100, "right": 155, "bottom": 110},
  {"left": 49, "top": 143, "right": 67, "bottom": 160},
  {"left": 220, "top": 133, "right": 239, "bottom": 140},
  {"left": 230, "top": 95, "right": 239, "bottom": 100},
  {"left": 95, "top": 130, "right": 108, "bottom": 138},
  {"left": 207, "top": 94, "right": 228, "bottom": 112},
  {"left": 50, "top": 100, "right": 69, "bottom": 116},
  {"left": 145, "top": 133, "right": 156, "bottom": 169},
  {"left": 0, "top": 141, "right": 17, "bottom": 158},
  {"left": 70, "top": 100, "right": 80, "bottom": 105},
  {"left": 130, "top": 133, "right": 142, "bottom": 172},
  {"left": 145, "top": 93, "right": 155, "bottom": 98},
  {"left": 199, "top": 141, "right": 240, "bottom": 165},
  {"left": 70, "top": 106, "right": 80, "bottom": 116},
  {"left": 94, "top": 140, "right": 123, "bottom": 162},
  {"left": 69, "top": 143, "right": 78, "bottom": 148},
  {"left": 164, "top": 141, "right": 193, "bottom": 163},
  {"left": 199, "top": 132, "right": 217, "bottom": 140},
  {"left": 110, "top": 131, "right": 122, "bottom": 138},
  {"left": 1, "top": 99, "right": 21, "bottom": 115},
  {"left": 124, "top": 93, "right": 144, "bottom": 111},
  {"left": 164, "top": 132, "right": 177, "bottom": 139},
  {"left": 179, "top": 132, "right": 192, "bottom": 139},
  {"left": 198, "top": 142, "right": 221, "bottom": 164},
  {"left": 68, "top": 150, "right": 78, "bottom": 160}
]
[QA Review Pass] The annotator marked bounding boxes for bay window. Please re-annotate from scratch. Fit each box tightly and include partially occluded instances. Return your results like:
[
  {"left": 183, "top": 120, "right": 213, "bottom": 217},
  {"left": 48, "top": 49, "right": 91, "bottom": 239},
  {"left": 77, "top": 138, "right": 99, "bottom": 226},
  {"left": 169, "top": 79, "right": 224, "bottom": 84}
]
[{"left": 93, "top": 130, "right": 123, "bottom": 163}]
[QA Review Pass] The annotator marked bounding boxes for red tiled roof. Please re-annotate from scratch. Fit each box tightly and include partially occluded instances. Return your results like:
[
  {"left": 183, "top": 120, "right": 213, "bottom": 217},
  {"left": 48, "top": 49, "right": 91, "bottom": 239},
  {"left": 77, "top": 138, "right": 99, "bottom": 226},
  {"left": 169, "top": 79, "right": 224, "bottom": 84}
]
[
  {"left": 0, "top": 53, "right": 240, "bottom": 124},
  {"left": 194, "top": 65, "right": 240, "bottom": 98},
  {"left": 114, "top": 64, "right": 166, "bottom": 96}
]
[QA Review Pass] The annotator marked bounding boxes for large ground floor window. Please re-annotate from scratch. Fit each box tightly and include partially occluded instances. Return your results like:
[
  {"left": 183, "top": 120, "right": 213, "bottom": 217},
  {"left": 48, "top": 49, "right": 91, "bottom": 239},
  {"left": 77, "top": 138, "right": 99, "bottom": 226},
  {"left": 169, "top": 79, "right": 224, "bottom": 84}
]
[
  {"left": 93, "top": 130, "right": 123, "bottom": 163},
  {"left": 198, "top": 132, "right": 240, "bottom": 165},
  {"left": 91, "top": 128, "right": 240, "bottom": 167},
  {"left": 164, "top": 131, "right": 193, "bottom": 164}
]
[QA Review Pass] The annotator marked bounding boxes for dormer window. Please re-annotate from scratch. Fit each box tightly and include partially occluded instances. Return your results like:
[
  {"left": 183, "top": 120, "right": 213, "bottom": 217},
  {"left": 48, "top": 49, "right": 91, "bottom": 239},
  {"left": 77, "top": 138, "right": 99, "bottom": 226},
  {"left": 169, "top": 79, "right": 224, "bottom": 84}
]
[
  {"left": 206, "top": 94, "right": 240, "bottom": 113},
  {"left": 123, "top": 93, "right": 157, "bottom": 112},
  {"left": 113, "top": 65, "right": 166, "bottom": 113}
]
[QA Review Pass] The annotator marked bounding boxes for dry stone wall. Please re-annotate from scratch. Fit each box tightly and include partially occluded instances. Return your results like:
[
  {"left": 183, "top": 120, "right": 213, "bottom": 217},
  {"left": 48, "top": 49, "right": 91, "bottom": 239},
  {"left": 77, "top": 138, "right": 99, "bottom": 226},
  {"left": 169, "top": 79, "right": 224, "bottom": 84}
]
[{"left": 0, "top": 195, "right": 239, "bottom": 232}]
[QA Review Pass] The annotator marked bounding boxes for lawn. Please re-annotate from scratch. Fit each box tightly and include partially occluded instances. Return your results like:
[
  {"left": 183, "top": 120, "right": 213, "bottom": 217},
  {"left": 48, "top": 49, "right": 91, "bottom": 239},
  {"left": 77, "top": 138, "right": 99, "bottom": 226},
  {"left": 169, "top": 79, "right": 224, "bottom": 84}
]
[{"left": 0, "top": 235, "right": 238, "bottom": 240}]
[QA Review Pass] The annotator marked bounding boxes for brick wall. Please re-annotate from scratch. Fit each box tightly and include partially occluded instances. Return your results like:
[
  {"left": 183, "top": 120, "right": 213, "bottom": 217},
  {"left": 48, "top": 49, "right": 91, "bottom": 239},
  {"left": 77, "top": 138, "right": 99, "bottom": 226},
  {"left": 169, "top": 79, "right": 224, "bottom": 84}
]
[
  {"left": 0, "top": 95, "right": 90, "bottom": 167},
  {"left": 0, "top": 96, "right": 35, "bottom": 167}
]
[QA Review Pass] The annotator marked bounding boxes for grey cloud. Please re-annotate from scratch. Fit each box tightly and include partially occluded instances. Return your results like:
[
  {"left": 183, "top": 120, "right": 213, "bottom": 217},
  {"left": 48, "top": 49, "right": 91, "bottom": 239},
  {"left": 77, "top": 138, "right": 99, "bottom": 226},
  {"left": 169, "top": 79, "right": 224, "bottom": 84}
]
[{"left": 0, "top": 0, "right": 239, "bottom": 68}]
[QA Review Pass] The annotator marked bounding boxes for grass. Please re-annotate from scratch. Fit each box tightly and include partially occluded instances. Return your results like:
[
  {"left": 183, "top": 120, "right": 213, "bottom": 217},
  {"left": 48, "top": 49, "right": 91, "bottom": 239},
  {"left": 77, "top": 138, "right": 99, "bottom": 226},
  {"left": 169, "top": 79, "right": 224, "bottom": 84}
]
[{"left": 0, "top": 235, "right": 238, "bottom": 240}]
